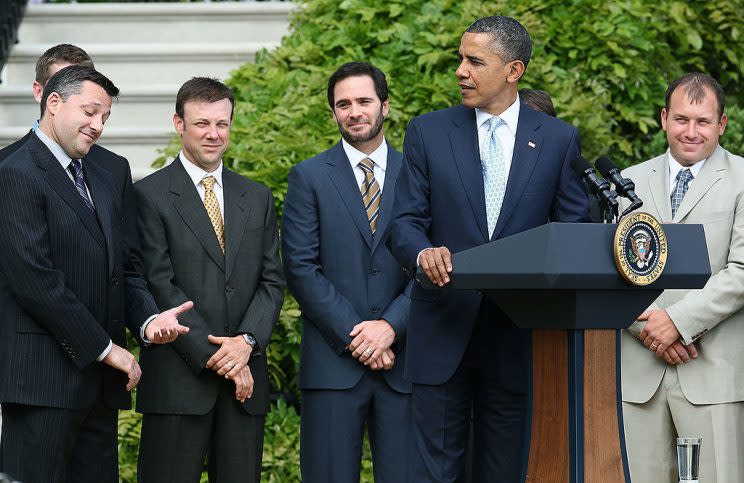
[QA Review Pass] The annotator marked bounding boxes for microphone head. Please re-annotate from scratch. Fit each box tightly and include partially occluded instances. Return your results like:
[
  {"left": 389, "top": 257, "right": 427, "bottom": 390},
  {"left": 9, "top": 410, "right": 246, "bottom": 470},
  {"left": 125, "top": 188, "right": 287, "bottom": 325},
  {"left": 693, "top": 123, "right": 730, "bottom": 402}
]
[
  {"left": 595, "top": 156, "right": 618, "bottom": 178},
  {"left": 570, "top": 156, "right": 593, "bottom": 175}
]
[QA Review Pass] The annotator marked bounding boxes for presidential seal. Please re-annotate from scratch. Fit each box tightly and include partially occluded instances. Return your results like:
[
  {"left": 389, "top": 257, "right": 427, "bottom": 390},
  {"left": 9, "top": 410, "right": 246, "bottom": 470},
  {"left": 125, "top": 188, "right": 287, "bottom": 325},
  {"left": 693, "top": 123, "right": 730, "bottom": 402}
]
[{"left": 614, "top": 212, "right": 668, "bottom": 285}]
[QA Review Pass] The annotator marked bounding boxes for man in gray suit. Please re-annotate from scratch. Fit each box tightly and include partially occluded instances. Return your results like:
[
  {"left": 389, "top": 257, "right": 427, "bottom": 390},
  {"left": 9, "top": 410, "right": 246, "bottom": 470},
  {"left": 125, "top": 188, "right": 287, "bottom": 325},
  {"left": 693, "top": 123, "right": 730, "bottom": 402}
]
[
  {"left": 621, "top": 73, "right": 744, "bottom": 482},
  {"left": 134, "top": 77, "right": 284, "bottom": 483}
]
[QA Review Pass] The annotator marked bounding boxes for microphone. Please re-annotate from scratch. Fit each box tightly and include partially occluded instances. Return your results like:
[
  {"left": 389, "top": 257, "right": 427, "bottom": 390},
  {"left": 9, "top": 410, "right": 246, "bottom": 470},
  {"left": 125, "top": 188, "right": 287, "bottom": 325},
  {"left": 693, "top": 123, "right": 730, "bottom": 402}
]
[
  {"left": 571, "top": 156, "right": 618, "bottom": 217},
  {"left": 595, "top": 156, "right": 643, "bottom": 215}
]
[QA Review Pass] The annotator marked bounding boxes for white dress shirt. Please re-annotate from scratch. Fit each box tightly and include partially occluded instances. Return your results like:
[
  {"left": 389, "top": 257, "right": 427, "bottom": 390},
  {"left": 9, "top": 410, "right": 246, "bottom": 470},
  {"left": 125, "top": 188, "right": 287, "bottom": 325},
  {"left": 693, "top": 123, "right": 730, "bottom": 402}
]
[
  {"left": 342, "top": 138, "right": 388, "bottom": 192},
  {"left": 668, "top": 150, "right": 707, "bottom": 195},
  {"left": 179, "top": 151, "right": 225, "bottom": 219}
]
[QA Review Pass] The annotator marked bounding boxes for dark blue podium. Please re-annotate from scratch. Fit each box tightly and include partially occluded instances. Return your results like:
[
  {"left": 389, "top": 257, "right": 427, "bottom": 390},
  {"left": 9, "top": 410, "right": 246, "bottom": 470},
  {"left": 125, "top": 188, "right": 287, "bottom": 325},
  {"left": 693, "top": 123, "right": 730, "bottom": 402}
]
[{"left": 420, "top": 222, "right": 710, "bottom": 482}]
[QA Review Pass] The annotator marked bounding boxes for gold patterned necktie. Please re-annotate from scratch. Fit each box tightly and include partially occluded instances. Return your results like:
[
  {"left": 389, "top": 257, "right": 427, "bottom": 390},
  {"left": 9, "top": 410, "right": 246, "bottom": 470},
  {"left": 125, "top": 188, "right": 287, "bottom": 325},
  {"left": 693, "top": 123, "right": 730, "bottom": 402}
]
[
  {"left": 201, "top": 175, "right": 225, "bottom": 253},
  {"left": 358, "top": 157, "right": 381, "bottom": 235}
]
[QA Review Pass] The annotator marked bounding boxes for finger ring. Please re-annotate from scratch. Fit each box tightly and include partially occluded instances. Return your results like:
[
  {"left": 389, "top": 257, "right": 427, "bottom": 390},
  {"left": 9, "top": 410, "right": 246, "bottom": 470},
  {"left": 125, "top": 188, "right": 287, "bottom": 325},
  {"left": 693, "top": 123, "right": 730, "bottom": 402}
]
[
  {"left": 363, "top": 348, "right": 373, "bottom": 356},
  {"left": 227, "top": 362, "right": 234, "bottom": 369},
  {"left": 650, "top": 342, "right": 659, "bottom": 349}
]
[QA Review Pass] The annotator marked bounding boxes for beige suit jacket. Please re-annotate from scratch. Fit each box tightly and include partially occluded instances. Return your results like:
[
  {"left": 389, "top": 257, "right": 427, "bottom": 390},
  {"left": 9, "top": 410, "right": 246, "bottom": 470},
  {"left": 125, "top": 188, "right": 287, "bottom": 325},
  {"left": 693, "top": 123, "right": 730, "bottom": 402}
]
[{"left": 620, "top": 145, "right": 744, "bottom": 405}]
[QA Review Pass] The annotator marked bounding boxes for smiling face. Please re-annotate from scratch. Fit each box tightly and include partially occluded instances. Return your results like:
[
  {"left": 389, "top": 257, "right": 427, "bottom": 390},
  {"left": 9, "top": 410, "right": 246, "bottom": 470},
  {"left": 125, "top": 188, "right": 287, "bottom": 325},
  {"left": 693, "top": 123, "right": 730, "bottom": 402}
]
[
  {"left": 331, "top": 75, "right": 389, "bottom": 152},
  {"left": 456, "top": 32, "right": 524, "bottom": 115},
  {"left": 661, "top": 85, "right": 726, "bottom": 167},
  {"left": 41, "top": 80, "right": 111, "bottom": 159},
  {"left": 174, "top": 98, "right": 232, "bottom": 172}
]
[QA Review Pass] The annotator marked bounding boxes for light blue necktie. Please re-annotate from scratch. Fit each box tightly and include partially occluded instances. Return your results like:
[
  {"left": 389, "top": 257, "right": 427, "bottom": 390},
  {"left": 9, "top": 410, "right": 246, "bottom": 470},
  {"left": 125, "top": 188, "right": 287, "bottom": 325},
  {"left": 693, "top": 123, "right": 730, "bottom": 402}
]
[
  {"left": 671, "top": 168, "right": 693, "bottom": 218},
  {"left": 482, "top": 116, "right": 507, "bottom": 237}
]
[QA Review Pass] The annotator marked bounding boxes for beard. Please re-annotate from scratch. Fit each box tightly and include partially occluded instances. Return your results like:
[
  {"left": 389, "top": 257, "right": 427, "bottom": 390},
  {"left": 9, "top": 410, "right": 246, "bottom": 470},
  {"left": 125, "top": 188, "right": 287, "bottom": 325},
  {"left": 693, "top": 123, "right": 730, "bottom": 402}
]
[{"left": 338, "top": 107, "right": 385, "bottom": 145}]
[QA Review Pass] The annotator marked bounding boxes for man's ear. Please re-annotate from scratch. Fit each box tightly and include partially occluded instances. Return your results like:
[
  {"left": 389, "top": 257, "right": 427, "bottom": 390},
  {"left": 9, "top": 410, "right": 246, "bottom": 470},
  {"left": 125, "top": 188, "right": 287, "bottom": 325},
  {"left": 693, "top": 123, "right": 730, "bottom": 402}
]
[
  {"left": 173, "top": 113, "right": 185, "bottom": 135},
  {"left": 33, "top": 81, "right": 44, "bottom": 103},
  {"left": 507, "top": 60, "right": 526, "bottom": 84},
  {"left": 45, "top": 92, "right": 62, "bottom": 116}
]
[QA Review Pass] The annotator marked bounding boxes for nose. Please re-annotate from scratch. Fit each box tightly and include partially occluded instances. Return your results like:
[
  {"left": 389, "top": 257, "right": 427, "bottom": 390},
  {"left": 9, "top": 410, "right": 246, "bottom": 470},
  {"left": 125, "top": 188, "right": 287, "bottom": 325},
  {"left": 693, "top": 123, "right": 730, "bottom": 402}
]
[
  {"left": 90, "top": 115, "right": 104, "bottom": 132},
  {"left": 349, "top": 103, "right": 363, "bottom": 118},
  {"left": 455, "top": 60, "right": 468, "bottom": 79},
  {"left": 684, "top": 121, "right": 697, "bottom": 139},
  {"left": 206, "top": 123, "right": 219, "bottom": 138}
]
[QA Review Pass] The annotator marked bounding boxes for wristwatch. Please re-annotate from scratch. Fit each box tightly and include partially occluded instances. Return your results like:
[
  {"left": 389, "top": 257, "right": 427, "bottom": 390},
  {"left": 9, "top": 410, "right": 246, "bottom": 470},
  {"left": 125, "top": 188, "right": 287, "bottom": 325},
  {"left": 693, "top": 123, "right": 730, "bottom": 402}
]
[{"left": 241, "top": 333, "right": 257, "bottom": 347}]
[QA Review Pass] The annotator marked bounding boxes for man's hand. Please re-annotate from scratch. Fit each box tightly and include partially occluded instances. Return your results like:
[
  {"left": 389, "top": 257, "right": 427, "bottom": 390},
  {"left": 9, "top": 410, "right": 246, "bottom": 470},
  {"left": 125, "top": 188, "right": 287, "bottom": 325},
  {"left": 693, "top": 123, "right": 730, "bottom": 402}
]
[
  {"left": 231, "top": 365, "right": 254, "bottom": 403},
  {"left": 206, "top": 335, "right": 253, "bottom": 379},
  {"left": 349, "top": 320, "right": 395, "bottom": 364},
  {"left": 367, "top": 348, "right": 396, "bottom": 371},
  {"left": 661, "top": 341, "right": 699, "bottom": 365},
  {"left": 102, "top": 343, "right": 141, "bottom": 391},
  {"left": 638, "top": 309, "right": 682, "bottom": 355},
  {"left": 419, "top": 246, "right": 453, "bottom": 287},
  {"left": 145, "top": 301, "right": 193, "bottom": 344}
]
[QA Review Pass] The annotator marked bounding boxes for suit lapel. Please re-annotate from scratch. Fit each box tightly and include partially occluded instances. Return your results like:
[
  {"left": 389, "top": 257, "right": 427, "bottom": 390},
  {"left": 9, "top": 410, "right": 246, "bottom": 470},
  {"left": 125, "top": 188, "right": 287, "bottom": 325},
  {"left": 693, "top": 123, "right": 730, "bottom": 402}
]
[
  {"left": 170, "top": 157, "right": 225, "bottom": 271},
  {"left": 371, "top": 146, "right": 401, "bottom": 253},
  {"left": 674, "top": 146, "right": 725, "bottom": 222},
  {"left": 223, "top": 169, "right": 252, "bottom": 280},
  {"left": 325, "top": 142, "right": 373, "bottom": 248},
  {"left": 29, "top": 136, "right": 106, "bottom": 248},
  {"left": 647, "top": 155, "right": 672, "bottom": 222},
  {"left": 85, "top": 158, "right": 116, "bottom": 273},
  {"left": 492, "top": 106, "right": 543, "bottom": 240},
  {"left": 449, "top": 109, "right": 488, "bottom": 241}
]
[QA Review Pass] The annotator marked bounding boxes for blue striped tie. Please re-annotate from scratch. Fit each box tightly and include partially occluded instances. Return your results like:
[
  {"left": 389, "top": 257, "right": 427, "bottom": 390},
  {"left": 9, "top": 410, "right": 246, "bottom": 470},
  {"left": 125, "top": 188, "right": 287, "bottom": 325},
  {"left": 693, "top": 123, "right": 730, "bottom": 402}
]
[
  {"left": 69, "top": 159, "right": 95, "bottom": 213},
  {"left": 671, "top": 168, "right": 692, "bottom": 218}
]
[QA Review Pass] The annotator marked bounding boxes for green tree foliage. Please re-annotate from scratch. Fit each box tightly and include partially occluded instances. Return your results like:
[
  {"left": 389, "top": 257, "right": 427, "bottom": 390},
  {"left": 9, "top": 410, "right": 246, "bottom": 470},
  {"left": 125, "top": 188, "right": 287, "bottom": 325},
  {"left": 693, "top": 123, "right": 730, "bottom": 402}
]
[{"left": 143, "top": 0, "right": 744, "bottom": 480}]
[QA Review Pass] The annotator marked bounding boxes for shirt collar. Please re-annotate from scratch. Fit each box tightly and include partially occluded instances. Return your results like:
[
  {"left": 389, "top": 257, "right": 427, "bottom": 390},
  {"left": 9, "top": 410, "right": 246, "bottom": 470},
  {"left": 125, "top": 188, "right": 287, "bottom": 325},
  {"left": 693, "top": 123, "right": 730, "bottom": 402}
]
[
  {"left": 34, "top": 128, "right": 74, "bottom": 172},
  {"left": 475, "top": 96, "right": 520, "bottom": 137},
  {"left": 668, "top": 149, "right": 707, "bottom": 181},
  {"left": 342, "top": 137, "right": 388, "bottom": 171},
  {"left": 179, "top": 150, "right": 223, "bottom": 189}
]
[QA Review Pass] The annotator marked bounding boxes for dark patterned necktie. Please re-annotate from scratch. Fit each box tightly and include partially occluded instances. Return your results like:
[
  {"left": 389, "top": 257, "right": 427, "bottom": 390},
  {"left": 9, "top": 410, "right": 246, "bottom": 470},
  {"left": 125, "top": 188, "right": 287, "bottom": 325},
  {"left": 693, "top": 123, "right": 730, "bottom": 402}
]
[
  {"left": 68, "top": 159, "right": 95, "bottom": 213},
  {"left": 671, "top": 168, "right": 692, "bottom": 218},
  {"left": 358, "top": 157, "right": 381, "bottom": 235}
]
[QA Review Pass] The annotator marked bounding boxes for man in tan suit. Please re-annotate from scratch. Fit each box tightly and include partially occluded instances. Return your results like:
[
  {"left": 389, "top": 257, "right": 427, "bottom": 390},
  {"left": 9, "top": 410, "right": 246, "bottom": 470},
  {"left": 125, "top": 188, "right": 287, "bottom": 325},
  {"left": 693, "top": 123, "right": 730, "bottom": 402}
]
[{"left": 621, "top": 72, "right": 744, "bottom": 482}]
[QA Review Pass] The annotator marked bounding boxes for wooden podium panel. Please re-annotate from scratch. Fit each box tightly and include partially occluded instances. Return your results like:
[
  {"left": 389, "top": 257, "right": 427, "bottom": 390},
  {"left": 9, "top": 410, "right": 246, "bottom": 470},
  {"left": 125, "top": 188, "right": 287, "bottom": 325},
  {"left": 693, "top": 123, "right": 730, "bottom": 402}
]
[{"left": 526, "top": 329, "right": 629, "bottom": 482}]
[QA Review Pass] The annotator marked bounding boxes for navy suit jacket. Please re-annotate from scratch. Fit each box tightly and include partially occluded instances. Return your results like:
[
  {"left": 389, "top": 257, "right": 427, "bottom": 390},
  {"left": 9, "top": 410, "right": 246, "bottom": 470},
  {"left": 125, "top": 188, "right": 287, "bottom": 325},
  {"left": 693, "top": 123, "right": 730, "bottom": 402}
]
[
  {"left": 0, "top": 133, "right": 158, "bottom": 410},
  {"left": 282, "top": 141, "right": 411, "bottom": 393},
  {"left": 389, "top": 104, "right": 590, "bottom": 385}
]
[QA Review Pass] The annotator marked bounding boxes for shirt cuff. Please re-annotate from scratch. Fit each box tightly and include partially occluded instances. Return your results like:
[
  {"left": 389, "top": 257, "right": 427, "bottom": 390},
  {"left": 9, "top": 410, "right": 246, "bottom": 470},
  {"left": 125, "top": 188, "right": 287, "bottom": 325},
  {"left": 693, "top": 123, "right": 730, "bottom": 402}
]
[
  {"left": 140, "top": 313, "right": 160, "bottom": 345},
  {"left": 97, "top": 340, "right": 113, "bottom": 361},
  {"left": 416, "top": 247, "right": 433, "bottom": 267}
]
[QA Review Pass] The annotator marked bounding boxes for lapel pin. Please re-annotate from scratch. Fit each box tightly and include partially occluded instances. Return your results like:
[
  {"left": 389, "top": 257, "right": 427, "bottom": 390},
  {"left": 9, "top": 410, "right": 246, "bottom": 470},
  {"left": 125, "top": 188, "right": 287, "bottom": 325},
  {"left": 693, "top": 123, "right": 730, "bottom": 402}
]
[{"left": 528, "top": 141, "right": 536, "bottom": 149}]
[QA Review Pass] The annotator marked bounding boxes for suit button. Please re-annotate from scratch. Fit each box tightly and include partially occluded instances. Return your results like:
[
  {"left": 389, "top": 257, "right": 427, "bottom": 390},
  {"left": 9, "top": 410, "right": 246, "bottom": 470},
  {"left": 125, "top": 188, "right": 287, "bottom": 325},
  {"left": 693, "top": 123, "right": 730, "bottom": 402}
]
[
  {"left": 111, "top": 277, "right": 119, "bottom": 286},
  {"left": 371, "top": 307, "right": 380, "bottom": 313},
  {"left": 371, "top": 269, "right": 380, "bottom": 275},
  {"left": 225, "top": 286, "right": 233, "bottom": 293}
]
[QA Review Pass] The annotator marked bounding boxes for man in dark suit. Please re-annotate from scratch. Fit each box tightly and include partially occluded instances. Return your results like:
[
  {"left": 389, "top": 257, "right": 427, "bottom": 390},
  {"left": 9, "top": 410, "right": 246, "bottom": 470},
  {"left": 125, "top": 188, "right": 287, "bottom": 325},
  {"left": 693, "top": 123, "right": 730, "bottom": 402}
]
[
  {"left": 0, "top": 44, "right": 94, "bottom": 162},
  {"left": 282, "top": 62, "right": 412, "bottom": 483},
  {"left": 134, "top": 77, "right": 284, "bottom": 483},
  {"left": 389, "top": 16, "right": 590, "bottom": 482},
  {"left": 0, "top": 66, "right": 192, "bottom": 483}
]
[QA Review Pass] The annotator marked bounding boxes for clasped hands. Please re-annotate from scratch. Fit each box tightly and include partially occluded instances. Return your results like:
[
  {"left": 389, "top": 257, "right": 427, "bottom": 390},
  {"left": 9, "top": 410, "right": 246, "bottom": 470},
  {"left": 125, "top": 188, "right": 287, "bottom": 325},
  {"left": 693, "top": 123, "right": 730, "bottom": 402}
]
[
  {"left": 638, "top": 308, "right": 698, "bottom": 365},
  {"left": 206, "top": 334, "right": 254, "bottom": 403},
  {"left": 348, "top": 319, "right": 396, "bottom": 371}
]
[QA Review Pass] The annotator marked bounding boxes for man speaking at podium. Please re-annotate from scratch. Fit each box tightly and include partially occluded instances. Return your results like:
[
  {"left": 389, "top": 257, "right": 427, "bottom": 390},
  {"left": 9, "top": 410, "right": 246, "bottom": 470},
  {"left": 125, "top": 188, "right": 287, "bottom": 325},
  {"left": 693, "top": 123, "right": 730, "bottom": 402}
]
[
  {"left": 389, "top": 15, "right": 589, "bottom": 482},
  {"left": 620, "top": 73, "right": 744, "bottom": 482}
]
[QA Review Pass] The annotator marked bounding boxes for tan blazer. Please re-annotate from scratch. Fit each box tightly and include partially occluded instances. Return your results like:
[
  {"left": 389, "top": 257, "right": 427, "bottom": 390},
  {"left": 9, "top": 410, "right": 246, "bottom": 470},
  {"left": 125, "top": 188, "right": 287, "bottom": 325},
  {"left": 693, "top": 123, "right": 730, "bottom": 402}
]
[{"left": 620, "top": 145, "right": 744, "bottom": 405}]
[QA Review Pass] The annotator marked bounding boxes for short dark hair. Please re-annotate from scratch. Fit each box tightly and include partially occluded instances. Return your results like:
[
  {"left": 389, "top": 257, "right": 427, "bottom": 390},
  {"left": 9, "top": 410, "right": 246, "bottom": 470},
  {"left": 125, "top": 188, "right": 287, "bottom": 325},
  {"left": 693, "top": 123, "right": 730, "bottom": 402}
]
[
  {"left": 40, "top": 65, "right": 119, "bottom": 118},
  {"left": 665, "top": 72, "right": 725, "bottom": 119},
  {"left": 466, "top": 15, "right": 533, "bottom": 69},
  {"left": 35, "top": 44, "right": 94, "bottom": 87},
  {"left": 327, "top": 62, "right": 388, "bottom": 109},
  {"left": 519, "top": 89, "right": 556, "bottom": 117},
  {"left": 176, "top": 77, "right": 235, "bottom": 120}
]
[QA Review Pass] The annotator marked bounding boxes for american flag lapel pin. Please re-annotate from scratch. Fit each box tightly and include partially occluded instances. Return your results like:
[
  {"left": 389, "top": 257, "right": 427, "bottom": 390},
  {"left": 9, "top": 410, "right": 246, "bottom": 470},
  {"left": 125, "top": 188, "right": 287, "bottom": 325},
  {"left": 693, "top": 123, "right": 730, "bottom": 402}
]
[{"left": 528, "top": 141, "right": 536, "bottom": 149}]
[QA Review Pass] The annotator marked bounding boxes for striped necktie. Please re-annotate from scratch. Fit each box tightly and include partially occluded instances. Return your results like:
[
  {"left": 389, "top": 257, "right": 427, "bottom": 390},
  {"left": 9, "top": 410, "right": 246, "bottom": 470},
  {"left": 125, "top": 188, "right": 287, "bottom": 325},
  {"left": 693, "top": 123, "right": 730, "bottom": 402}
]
[
  {"left": 202, "top": 175, "right": 225, "bottom": 253},
  {"left": 68, "top": 159, "right": 95, "bottom": 213},
  {"left": 358, "top": 157, "right": 381, "bottom": 235}
]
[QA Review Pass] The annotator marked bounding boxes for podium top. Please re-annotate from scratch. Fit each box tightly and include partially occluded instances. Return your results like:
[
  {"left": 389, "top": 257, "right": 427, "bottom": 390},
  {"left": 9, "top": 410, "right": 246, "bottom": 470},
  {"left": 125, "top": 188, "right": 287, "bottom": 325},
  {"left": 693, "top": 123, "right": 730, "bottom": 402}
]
[{"left": 435, "top": 222, "right": 710, "bottom": 291}]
